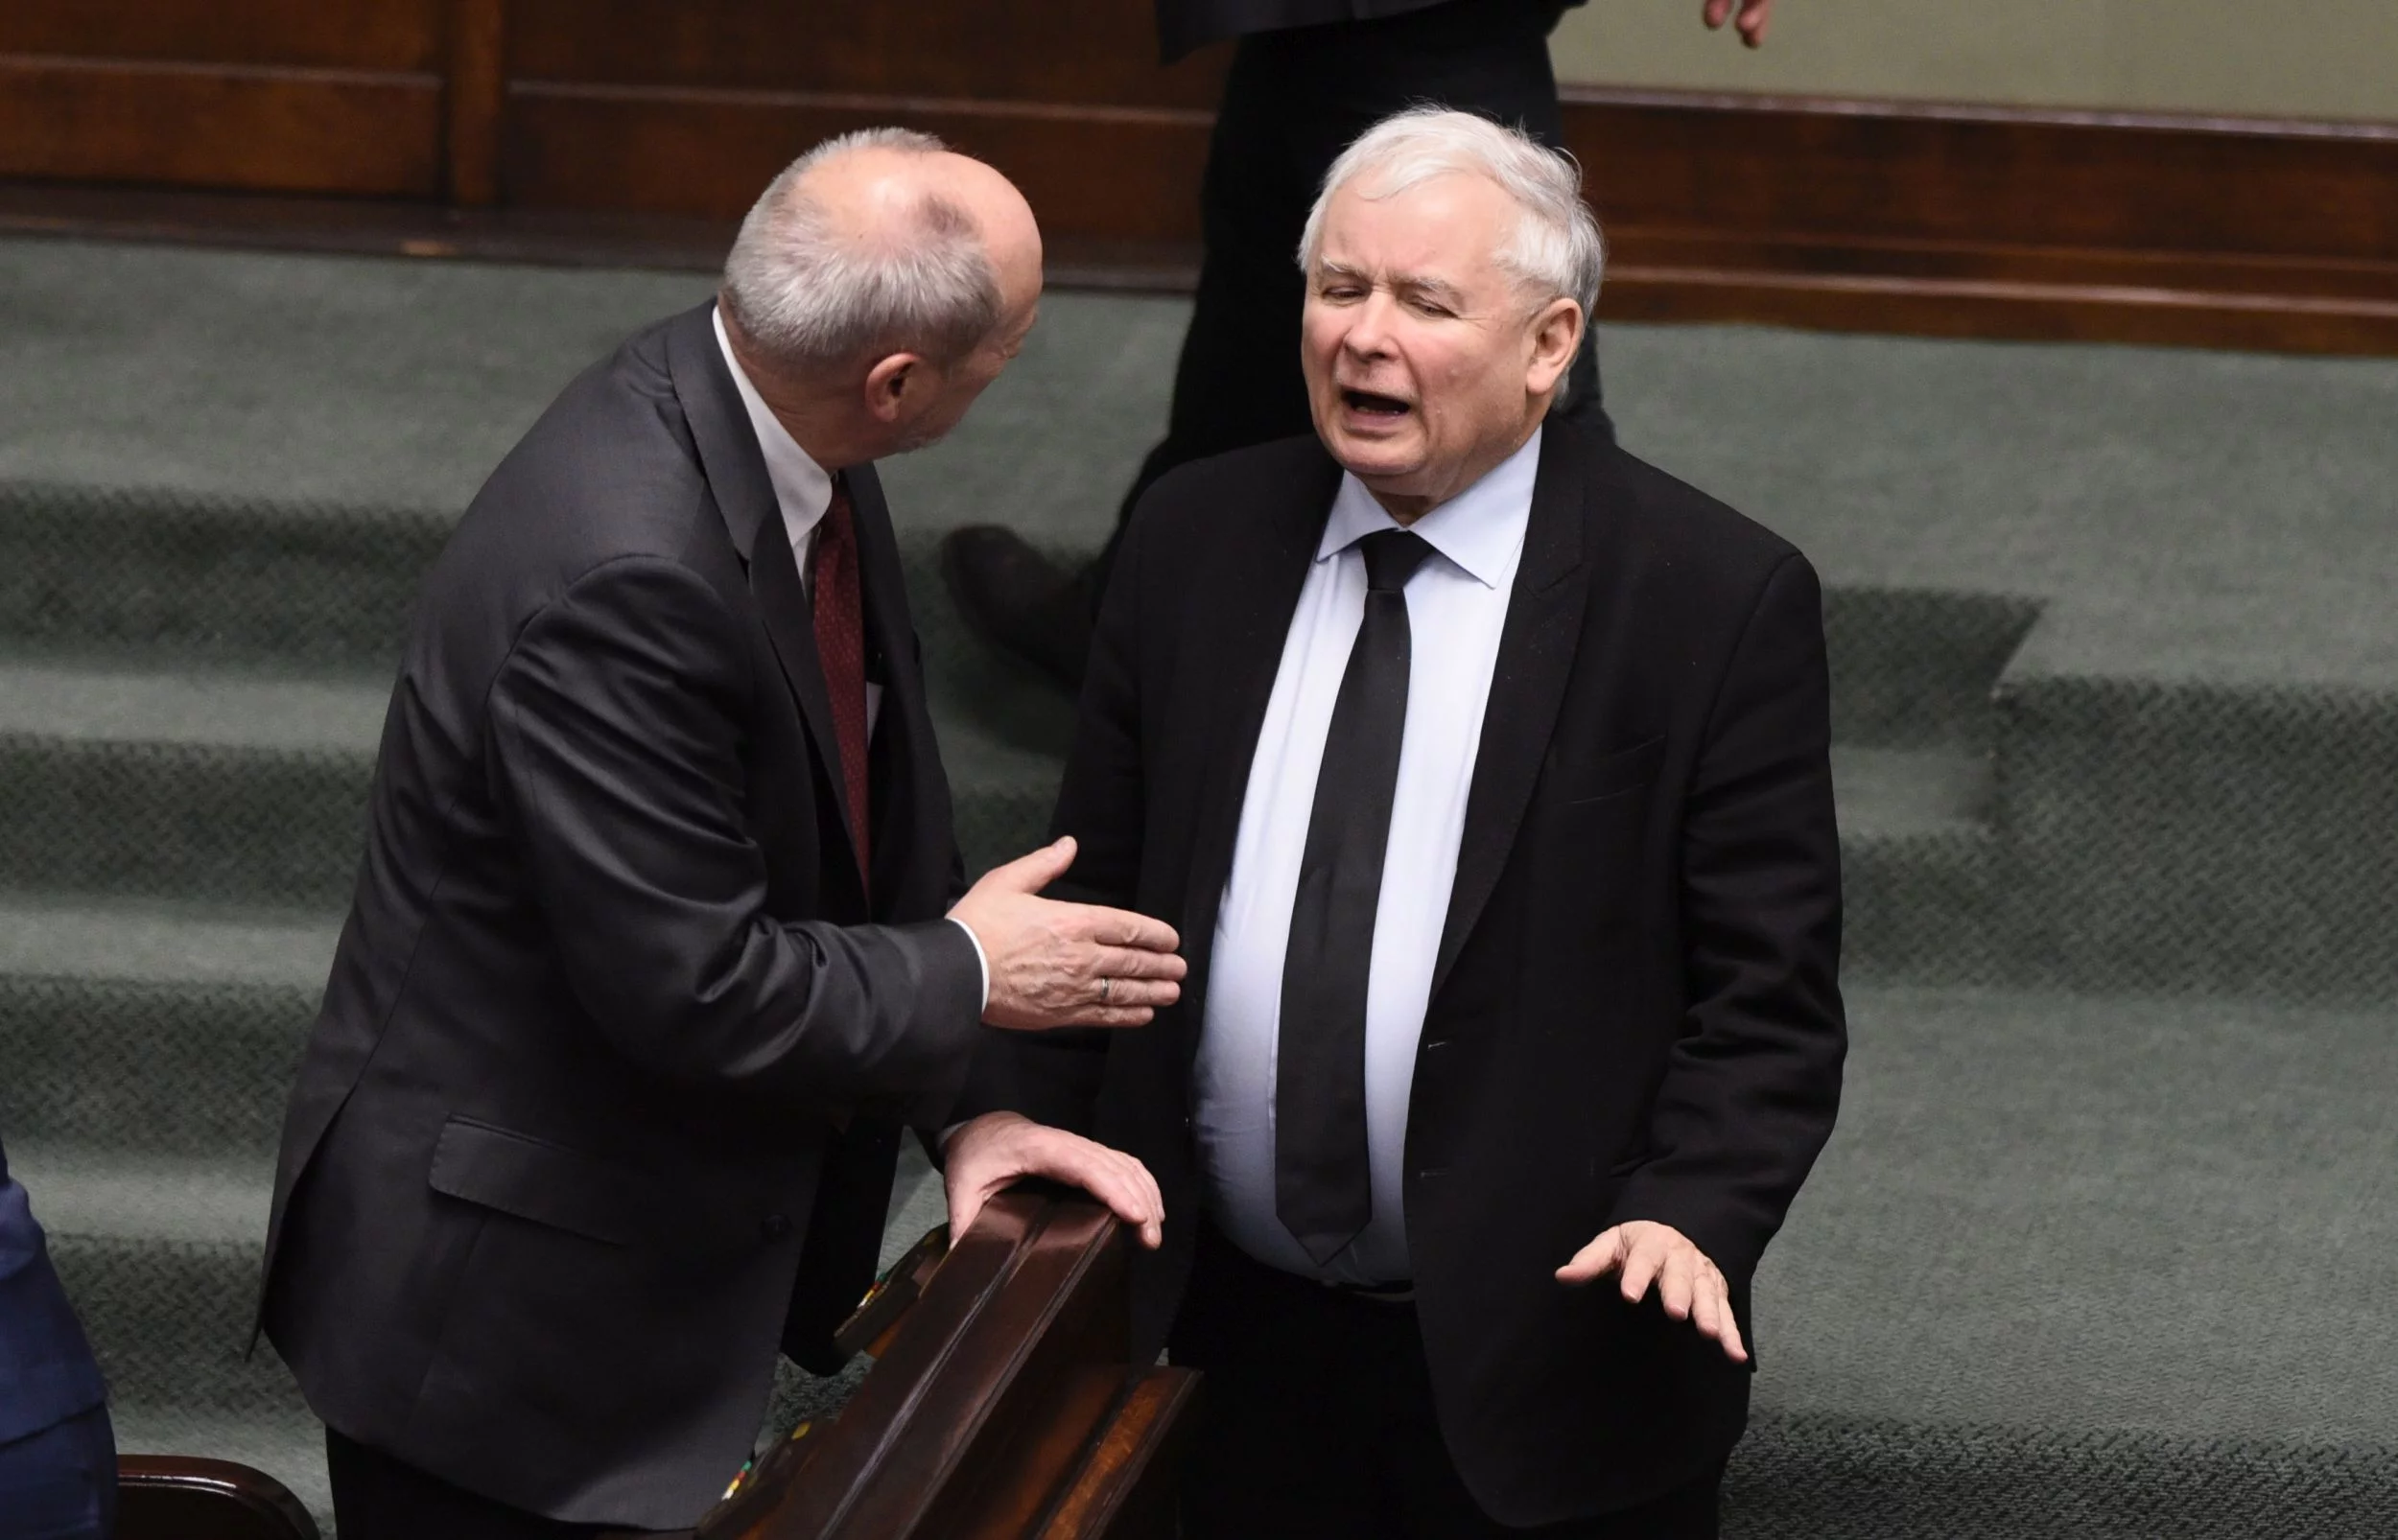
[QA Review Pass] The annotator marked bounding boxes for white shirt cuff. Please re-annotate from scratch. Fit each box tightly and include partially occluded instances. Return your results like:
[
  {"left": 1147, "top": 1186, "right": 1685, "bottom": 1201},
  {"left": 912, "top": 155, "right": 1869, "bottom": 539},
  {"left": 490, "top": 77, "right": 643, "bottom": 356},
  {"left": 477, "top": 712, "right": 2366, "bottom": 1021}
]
[{"left": 949, "top": 915, "right": 991, "bottom": 1013}]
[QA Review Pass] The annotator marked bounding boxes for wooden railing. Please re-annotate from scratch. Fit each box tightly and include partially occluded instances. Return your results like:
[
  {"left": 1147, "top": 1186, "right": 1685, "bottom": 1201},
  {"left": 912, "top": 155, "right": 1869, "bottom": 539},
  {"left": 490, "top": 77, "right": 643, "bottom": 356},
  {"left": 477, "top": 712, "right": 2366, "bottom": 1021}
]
[{"left": 693, "top": 1190, "right": 1198, "bottom": 1540}]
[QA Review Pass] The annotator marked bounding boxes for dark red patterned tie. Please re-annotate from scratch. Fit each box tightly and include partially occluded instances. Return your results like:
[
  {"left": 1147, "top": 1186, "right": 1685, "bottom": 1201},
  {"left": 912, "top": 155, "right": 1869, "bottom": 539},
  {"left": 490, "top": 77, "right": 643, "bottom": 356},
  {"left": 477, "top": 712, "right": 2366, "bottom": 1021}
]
[{"left": 812, "top": 478, "right": 871, "bottom": 886}]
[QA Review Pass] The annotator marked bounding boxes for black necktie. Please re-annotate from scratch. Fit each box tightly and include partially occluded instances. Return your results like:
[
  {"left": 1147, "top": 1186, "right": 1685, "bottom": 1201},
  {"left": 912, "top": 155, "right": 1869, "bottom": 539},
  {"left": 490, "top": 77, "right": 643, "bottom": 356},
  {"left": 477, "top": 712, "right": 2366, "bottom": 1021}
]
[{"left": 1276, "top": 527, "right": 1437, "bottom": 1267}]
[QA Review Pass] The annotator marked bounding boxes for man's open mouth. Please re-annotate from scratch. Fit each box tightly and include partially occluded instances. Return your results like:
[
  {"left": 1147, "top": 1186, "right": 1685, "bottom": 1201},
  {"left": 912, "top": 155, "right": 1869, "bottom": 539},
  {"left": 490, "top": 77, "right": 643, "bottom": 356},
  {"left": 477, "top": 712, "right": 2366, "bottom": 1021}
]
[{"left": 1341, "top": 388, "right": 1411, "bottom": 418}]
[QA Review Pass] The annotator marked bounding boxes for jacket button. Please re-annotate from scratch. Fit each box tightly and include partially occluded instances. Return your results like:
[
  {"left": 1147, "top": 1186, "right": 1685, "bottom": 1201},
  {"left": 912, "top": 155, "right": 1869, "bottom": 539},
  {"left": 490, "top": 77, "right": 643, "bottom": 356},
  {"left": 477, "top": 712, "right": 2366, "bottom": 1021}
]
[{"left": 760, "top": 1214, "right": 793, "bottom": 1242}]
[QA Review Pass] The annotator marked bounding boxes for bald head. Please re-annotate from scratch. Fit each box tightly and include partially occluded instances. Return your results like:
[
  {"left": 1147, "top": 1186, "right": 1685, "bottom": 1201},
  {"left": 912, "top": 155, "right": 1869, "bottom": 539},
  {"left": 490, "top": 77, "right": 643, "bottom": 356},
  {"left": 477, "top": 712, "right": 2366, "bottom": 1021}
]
[{"left": 721, "top": 129, "right": 1041, "bottom": 379}]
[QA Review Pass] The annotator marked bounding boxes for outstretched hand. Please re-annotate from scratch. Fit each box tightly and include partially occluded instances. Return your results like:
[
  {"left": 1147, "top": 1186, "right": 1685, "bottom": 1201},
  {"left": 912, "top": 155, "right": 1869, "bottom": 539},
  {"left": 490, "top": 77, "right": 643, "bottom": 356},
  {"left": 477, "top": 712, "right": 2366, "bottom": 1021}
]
[
  {"left": 1558, "top": 1220, "right": 1749, "bottom": 1363},
  {"left": 949, "top": 837, "right": 1185, "bottom": 1031},
  {"left": 1702, "top": 0, "right": 1775, "bottom": 48},
  {"left": 943, "top": 1111, "right": 1164, "bottom": 1250}
]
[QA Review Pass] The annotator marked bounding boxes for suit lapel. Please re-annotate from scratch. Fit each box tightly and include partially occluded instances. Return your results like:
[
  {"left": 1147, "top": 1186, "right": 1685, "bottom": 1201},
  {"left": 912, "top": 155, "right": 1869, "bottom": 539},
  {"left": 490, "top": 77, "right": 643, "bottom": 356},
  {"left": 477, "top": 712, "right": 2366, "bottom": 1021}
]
[
  {"left": 669, "top": 304, "right": 866, "bottom": 902},
  {"left": 1175, "top": 451, "right": 1343, "bottom": 1052},
  {"left": 846, "top": 462, "right": 935, "bottom": 914},
  {"left": 1429, "top": 423, "right": 1593, "bottom": 1002}
]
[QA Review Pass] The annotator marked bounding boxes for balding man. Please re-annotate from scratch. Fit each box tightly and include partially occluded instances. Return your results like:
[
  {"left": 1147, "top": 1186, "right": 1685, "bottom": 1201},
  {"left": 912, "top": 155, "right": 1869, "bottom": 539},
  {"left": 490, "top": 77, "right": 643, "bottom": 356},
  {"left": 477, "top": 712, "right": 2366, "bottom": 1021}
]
[
  {"left": 257, "top": 130, "right": 1180, "bottom": 1539},
  {"left": 945, "top": 109, "right": 1845, "bottom": 1537}
]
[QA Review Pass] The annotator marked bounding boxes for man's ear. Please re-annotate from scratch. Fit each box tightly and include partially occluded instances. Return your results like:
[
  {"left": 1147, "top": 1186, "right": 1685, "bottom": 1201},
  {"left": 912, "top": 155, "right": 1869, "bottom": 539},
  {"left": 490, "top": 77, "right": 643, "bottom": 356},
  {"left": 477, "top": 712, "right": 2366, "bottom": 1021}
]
[
  {"left": 1526, "top": 297, "right": 1583, "bottom": 395},
  {"left": 863, "top": 351, "right": 929, "bottom": 426}
]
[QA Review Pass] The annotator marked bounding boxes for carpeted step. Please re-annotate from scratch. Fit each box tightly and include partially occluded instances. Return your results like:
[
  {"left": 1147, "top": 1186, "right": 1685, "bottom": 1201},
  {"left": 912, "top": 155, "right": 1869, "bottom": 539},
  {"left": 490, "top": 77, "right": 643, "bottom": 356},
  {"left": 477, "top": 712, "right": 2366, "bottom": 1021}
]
[
  {"left": 1993, "top": 659, "right": 2398, "bottom": 1004},
  {"left": 15, "top": 1145, "right": 294, "bottom": 1417},
  {"left": 0, "top": 657, "right": 382, "bottom": 907},
  {"left": 0, "top": 480, "right": 446, "bottom": 670},
  {"left": 1724, "top": 1411, "right": 2398, "bottom": 1539},
  {"left": 1834, "top": 746, "right": 2001, "bottom": 984},
  {"left": 1747, "top": 984, "right": 2398, "bottom": 1528},
  {"left": 0, "top": 894, "right": 336, "bottom": 1155}
]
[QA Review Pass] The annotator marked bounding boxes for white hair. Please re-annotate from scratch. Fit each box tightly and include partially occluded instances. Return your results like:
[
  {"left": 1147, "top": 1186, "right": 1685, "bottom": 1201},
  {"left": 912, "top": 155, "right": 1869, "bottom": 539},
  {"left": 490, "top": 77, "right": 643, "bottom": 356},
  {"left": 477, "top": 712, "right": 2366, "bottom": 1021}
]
[
  {"left": 1298, "top": 105, "right": 1605, "bottom": 351},
  {"left": 720, "top": 128, "right": 1001, "bottom": 374}
]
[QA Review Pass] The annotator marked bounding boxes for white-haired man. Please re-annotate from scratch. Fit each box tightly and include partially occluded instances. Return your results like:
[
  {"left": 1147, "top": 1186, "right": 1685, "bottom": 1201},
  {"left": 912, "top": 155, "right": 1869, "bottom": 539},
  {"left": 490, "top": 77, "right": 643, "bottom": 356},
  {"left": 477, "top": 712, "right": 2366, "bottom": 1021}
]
[
  {"left": 944, "top": 108, "right": 1846, "bottom": 1536},
  {"left": 257, "top": 130, "right": 1179, "bottom": 1540}
]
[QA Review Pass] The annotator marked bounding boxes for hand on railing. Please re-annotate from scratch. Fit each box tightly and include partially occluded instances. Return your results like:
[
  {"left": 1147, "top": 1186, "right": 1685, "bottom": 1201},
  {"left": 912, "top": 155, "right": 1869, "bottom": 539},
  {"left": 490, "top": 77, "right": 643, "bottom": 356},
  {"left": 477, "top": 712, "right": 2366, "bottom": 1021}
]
[{"left": 941, "top": 1111, "right": 1164, "bottom": 1251}]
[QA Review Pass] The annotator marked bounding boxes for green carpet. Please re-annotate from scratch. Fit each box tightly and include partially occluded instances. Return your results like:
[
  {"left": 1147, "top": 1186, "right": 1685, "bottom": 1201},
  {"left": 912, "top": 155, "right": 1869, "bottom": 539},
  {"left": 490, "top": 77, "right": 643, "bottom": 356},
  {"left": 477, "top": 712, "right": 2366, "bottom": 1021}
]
[{"left": 5, "top": 234, "right": 2397, "bottom": 1535}]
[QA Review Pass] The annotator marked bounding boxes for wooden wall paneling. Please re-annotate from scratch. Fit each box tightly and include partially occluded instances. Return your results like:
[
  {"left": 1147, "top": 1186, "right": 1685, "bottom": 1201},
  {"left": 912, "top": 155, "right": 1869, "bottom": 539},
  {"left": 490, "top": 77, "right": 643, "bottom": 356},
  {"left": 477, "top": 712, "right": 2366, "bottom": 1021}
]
[
  {"left": 1563, "top": 89, "right": 2398, "bottom": 265},
  {"left": 1596, "top": 259, "right": 2398, "bottom": 356},
  {"left": 445, "top": 0, "right": 507, "bottom": 204},
  {"left": 0, "top": 55, "right": 443, "bottom": 197},
  {"left": 0, "top": 0, "right": 441, "bottom": 71},
  {"left": 503, "top": 0, "right": 1225, "bottom": 109},
  {"left": 503, "top": 85, "right": 1213, "bottom": 242}
]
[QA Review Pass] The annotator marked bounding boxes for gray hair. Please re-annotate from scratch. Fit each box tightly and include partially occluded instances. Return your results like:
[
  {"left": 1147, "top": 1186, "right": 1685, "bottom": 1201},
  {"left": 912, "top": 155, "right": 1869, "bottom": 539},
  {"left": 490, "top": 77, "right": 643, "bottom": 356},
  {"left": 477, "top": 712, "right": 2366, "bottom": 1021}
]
[
  {"left": 1298, "top": 105, "right": 1605, "bottom": 333},
  {"left": 720, "top": 128, "right": 1001, "bottom": 373}
]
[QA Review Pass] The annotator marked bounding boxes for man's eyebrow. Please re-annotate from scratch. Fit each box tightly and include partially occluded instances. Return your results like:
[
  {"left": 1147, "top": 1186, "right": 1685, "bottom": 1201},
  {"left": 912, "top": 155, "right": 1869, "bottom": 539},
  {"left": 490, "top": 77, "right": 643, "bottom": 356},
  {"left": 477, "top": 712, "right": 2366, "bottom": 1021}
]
[
  {"left": 1312, "top": 262, "right": 1468, "bottom": 304},
  {"left": 1398, "top": 273, "right": 1468, "bottom": 305}
]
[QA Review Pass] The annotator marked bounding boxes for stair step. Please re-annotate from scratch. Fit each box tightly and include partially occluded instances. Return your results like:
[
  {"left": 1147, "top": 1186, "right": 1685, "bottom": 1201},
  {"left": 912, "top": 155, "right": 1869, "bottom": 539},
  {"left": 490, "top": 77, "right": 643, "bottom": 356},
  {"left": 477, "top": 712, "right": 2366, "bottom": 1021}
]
[
  {"left": 0, "top": 897, "right": 331, "bottom": 1155},
  {"left": 1757, "top": 986, "right": 2398, "bottom": 1455},
  {"left": 1994, "top": 663, "right": 2398, "bottom": 1002},
  {"left": 0, "top": 480, "right": 448, "bottom": 670},
  {"left": 0, "top": 657, "right": 383, "bottom": 907},
  {"left": 1727, "top": 1411, "right": 2398, "bottom": 1539},
  {"left": 1834, "top": 745, "right": 2002, "bottom": 984},
  {"left": 17, "top": 1146, "right": 288, "bottom": 1415}
]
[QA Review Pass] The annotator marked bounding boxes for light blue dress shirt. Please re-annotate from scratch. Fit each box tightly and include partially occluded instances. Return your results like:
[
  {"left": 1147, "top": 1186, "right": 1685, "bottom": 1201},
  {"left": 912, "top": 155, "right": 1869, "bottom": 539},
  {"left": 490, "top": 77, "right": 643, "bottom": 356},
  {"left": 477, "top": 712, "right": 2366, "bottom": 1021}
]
[{"left": 1193, "top": 427, "right": 1540, "bottom": 1285}]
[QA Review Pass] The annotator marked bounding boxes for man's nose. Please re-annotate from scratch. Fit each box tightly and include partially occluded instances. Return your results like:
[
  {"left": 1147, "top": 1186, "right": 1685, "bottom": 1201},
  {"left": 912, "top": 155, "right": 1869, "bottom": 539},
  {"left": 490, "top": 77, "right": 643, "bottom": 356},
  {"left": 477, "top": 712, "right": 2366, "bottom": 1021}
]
[{"left": 1342, "top": 292, "right": 1399, "bottom": 360}]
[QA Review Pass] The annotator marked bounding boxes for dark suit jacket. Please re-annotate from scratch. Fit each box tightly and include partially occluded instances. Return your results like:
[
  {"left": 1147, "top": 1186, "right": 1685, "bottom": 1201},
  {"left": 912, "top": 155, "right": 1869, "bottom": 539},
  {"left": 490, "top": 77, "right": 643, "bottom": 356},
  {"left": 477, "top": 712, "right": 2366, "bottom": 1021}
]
[
  {"left": 0, "top": 1133, "right": 108, "bottom": 1447},
  {"left": 955, "top": 422, "right": 1846, "bottom": 1526},
  {"left": 259, "top": 303, "right": 984, "bottom": 1529}
]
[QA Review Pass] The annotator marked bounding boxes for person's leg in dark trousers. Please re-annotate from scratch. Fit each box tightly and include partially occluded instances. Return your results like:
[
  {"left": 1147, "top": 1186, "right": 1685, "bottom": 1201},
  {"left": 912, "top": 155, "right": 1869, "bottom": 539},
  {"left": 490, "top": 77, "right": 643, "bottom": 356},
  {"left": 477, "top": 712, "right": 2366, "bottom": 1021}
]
[
  {"left": 1169, "top": 1224, "right": 1389, "bottom": 1540},
  {"left": 0, "top": 1404, "right": 118, "bottom": 1540},
  {"left": 941, "top": 0, "right": 1611, "bottom": 690},
  {"left": 325, "top": 1427, "right": 612, "bottom": 1540},
  {"left": 1170, "top": 1224, "right": 1725, "bottom": 1540}
]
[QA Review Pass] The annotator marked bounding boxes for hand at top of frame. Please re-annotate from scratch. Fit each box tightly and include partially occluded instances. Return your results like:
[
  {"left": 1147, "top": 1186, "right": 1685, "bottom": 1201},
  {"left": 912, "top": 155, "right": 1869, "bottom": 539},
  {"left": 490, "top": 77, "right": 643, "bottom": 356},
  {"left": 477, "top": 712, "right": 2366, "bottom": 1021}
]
[
  {"left": 1557, "top": 1220, "right": 1750, "bottom": 1364},
  {"left": 1702, "top": 0, "right": 1775, "bottom": 48},
  {"left": 949, "top": 837, "right": 1185, "bottom": 1031}
]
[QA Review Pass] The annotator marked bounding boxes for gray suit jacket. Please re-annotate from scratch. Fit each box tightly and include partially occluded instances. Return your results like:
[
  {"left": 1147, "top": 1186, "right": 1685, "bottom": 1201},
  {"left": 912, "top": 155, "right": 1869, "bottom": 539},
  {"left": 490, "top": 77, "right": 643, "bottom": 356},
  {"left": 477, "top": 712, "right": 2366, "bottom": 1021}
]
[{"left": 258, "top": 303, "right": 983, "bottom": 1528}]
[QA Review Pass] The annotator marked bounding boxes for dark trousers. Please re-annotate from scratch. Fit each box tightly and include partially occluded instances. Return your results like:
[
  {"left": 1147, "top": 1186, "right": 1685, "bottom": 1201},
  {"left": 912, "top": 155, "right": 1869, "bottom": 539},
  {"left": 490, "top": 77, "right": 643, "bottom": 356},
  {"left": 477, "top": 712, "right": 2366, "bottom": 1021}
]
[
  {"left": 1169, "top": 1227, "right": 1723, "bottom": 1540},
  {"left": 0, "top": 1403, "right": 117, "bottom": 1540},
  {"left": 325, "top": 1428, "right": 613, "bottom": 1540},
  {"left": 1115, "top": 0, "right": 1610, "bottom": 544}
]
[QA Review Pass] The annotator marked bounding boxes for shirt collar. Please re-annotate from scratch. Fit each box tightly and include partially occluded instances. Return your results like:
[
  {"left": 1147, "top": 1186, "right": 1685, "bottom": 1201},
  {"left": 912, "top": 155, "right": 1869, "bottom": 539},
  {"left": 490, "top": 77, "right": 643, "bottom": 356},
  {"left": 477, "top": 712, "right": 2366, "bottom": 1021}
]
[
  {"left": 713, "top": 305, "right": 835, "bottom": 551},
  {"left": 1316, "top": 426, "right": 1540, "bottom": 590}
]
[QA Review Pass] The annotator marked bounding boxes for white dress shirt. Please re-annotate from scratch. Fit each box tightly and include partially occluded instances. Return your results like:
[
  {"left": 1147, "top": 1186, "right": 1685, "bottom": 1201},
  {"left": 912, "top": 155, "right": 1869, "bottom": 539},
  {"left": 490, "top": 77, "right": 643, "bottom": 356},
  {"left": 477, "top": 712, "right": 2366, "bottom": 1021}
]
[
  {"left": 713, "top": 308, "right": 986, "bottom": 1005},
  {"left": 1193, "top": 428, "right": 1540, "bottom": 1285}
]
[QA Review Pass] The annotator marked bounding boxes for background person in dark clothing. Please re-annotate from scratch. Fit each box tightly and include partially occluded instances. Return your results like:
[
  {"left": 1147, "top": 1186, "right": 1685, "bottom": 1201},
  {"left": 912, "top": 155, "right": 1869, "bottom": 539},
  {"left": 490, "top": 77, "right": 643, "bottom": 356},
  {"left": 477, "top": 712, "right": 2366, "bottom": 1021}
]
[
  {"left": 0, "top": 1132, "right": 117, "bottom": 1540},
  {"left": 940, "top": 0, "right": 1776, "bottom": 690}
]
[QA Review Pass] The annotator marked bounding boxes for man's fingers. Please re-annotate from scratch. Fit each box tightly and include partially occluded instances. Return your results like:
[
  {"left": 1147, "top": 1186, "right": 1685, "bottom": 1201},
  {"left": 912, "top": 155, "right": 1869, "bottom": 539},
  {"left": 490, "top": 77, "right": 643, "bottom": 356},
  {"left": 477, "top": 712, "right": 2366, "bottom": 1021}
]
[
  {"left": 1716, "top": 1278, "right": 1751, "bottom": 1363},
  {"left": 1088, "top": 944, "right": 1188, "bottom": 982},
  {"left": 1740, "top": 0, "right": 1775, "bottom": 45},
  {"left": 987, "top": 836, "right": 1077, "bottom": 895},
  {"left": 1703, "top": 0, "right": 1732, "bottom": 28},
  {"left": 1092, "top": 975, "right": 1179, "bottom": 1010},
  {"left": 1692, "top": 1274, "right": 1721, "bottom": 1338},
  {"left": 1555, "top": 1225, "right": 1626, "bottom": 1283},
  {"left": 1658, "top": 1247, "right": 1698, "bottom": 1320},
  {"left": 947, "top": 1178, "right": 994, "bottom": 1243},
  {"left": 1617, "top": 1237, "right": 1666, "bottom": 1304},
  {"left": 1023, "top": 1134, "right": 1166, "bottom": 1250},
  {"left": 1063, "top": 903, "right": 1180, "bottom": 954}
]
